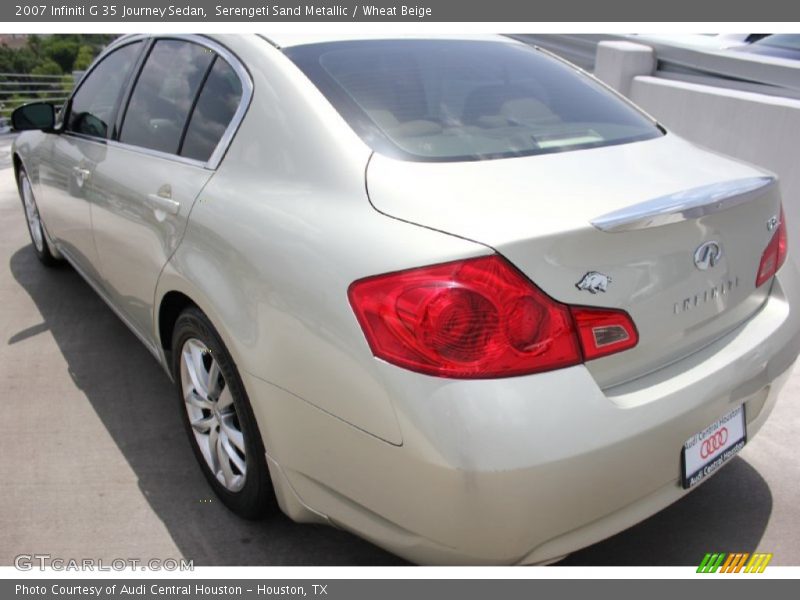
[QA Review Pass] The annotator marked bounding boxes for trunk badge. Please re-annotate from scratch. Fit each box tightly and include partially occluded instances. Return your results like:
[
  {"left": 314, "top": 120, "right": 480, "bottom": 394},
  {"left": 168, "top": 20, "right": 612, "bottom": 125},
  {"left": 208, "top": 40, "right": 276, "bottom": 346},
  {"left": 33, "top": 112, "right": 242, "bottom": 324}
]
[
  {"left": 576, "top": 272, "right": 612, "bottom": 294},
  {"left": 694, "top": 241, "right": 722, "bottom": 270},
  {"left": 767, "top": 216, "right": 779, "bottom": 231}
]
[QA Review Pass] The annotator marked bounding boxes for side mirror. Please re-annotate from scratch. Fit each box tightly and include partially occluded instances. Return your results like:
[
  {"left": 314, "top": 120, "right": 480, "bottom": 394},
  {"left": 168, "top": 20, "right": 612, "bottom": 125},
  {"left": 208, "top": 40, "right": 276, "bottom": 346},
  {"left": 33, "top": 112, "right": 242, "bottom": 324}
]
[{"left": 11, "top": 102, "right": 56, "bottom": 131}]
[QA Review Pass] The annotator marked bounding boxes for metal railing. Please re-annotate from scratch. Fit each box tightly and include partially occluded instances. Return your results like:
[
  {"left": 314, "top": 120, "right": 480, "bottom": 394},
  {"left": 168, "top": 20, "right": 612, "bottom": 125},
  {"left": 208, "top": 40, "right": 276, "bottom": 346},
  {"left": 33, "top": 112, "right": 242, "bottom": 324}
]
[{"left": 0, "top": 72, "right": 77, "bottom": 122}]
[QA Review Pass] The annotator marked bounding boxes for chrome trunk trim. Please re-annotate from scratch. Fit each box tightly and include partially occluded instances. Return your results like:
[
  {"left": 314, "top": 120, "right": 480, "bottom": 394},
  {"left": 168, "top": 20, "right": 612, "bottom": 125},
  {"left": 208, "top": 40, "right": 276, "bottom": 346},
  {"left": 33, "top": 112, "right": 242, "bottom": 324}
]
[{"left": 591, "top": 176, "right": 776, "bottom": 232}]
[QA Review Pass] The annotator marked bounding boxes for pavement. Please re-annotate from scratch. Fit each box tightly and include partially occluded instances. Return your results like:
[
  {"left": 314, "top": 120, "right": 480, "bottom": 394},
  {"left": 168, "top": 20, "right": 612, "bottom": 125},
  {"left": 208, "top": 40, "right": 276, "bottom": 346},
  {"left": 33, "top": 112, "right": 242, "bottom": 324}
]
[{"left": 1, "top": 134, "right": 799, "bottom": 567}]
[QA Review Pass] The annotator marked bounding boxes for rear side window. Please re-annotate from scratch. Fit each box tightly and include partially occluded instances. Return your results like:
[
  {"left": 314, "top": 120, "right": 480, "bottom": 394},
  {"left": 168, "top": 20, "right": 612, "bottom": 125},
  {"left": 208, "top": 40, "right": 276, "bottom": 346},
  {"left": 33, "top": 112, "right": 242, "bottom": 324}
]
[
  {"left": 119, "top": 40, "right": 214, "bottom": 155},
  {"left": 285, "top": 39, "right": 663, "bottom": 162},
  {"left": 66, "top": 42, "right": 142, "bottom": 139},
  {"left": 180, "top": 57, "right": 243, "bottom": 162}
]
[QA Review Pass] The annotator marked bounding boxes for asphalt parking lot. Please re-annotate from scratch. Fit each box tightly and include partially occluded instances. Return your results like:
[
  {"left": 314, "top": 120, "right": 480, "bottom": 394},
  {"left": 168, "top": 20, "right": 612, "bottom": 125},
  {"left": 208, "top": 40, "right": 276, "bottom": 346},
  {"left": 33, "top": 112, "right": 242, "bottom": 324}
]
[{"left": 1, "top": 134, "right": 799, "bottom": 567}]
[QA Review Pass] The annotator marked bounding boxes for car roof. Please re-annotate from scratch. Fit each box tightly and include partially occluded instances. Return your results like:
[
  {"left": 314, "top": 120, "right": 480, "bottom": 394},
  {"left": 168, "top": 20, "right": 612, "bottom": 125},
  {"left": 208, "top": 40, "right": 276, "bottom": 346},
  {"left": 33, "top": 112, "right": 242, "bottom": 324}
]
[
  {"left": 106, "top": 33, "right": 517, "bottom": 53},
  {"left": 263, "top": 33, "right": 515, "bottom": 49}
]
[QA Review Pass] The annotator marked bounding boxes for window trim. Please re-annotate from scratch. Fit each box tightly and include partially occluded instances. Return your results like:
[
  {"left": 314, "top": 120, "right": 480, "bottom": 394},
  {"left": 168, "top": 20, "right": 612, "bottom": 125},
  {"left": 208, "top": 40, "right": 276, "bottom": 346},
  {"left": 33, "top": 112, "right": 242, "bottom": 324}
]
[{"left": 61, "top": 34, "right": 253, "bottom": 171}]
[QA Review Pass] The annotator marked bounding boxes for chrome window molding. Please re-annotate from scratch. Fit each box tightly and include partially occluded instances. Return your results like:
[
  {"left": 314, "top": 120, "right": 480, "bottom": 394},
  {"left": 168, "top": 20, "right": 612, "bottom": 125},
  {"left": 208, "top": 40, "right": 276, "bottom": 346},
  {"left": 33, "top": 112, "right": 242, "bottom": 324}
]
[
  {"left": 61, "top": 33, "right": 253, "bottom": 172},
  {"left": 185, "top": 34, "right": 254, "bottom": 170},
  {"left": 61, "top": 131, "right": 211, "bottom": 170},
  {"left": 591, "top": 176, "right": 777, "bottom": 232}
]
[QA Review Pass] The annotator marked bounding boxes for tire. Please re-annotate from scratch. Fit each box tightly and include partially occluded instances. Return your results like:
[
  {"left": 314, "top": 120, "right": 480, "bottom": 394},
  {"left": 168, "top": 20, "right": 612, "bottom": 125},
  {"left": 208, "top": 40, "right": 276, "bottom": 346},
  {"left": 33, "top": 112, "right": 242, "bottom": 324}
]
[
  {"left": 171, "top": 307, "right": 275, "bottom": 519},
  {"left": 18, "top": 168, "right": 60, "bottom": 267}
]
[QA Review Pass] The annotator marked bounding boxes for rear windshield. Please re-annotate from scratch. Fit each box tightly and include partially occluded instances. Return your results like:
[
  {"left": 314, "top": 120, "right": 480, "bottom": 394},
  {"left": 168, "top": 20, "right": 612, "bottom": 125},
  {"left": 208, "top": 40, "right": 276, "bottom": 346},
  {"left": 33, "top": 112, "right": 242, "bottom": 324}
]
[{"left": 284, "top": 39, "right": 663, "bottom": 162}]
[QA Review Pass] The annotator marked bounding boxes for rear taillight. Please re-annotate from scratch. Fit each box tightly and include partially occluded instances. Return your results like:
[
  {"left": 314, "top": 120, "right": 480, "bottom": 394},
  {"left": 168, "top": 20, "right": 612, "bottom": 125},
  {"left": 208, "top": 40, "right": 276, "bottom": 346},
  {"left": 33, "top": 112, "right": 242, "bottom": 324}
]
[
  {"left": 348, "top": 255, "right": 638, "bottom": 379},
  {"left": 756, "top": 205, "right": 788, "bottom": 288}
]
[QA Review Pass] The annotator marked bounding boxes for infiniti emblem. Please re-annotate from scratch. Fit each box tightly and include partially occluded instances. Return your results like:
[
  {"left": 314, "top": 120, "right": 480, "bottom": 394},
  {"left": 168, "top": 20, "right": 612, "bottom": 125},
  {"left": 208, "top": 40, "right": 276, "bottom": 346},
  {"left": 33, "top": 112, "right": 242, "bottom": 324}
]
[
  {"left": 694, "top": 241, "right": 722, "bottom": 271},
  {"left": 767, "top": 215, "right": 779, "bottom": 232}
]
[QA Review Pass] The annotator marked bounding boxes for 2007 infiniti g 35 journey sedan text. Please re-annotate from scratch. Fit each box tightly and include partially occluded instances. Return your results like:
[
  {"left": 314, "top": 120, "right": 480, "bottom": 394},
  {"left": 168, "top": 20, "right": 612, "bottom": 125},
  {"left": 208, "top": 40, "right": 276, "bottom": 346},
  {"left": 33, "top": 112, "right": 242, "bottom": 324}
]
[{"left": 11, "top": 33, "right": 800, "bottom": 565}]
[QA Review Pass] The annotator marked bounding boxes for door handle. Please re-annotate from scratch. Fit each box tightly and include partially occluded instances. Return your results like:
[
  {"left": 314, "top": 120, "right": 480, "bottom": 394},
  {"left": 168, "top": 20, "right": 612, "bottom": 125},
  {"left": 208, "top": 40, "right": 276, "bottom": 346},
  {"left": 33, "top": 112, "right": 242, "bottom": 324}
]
[
  {"left": 146, "top": 185, "right": 179, "bottom": 216},
  {"left": 147, "top": 194, "right": 180, "bottom": 215},
  {"left": 72, "top": 167, "right": 91, "bottom": 187}
]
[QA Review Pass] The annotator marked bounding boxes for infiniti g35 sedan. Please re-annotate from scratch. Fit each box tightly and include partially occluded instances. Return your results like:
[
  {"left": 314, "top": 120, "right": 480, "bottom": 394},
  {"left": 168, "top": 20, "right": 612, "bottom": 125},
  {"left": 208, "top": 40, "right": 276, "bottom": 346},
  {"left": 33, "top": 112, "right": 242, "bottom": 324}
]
[{"left": 11, "top": 33, "right": 800, "bottom": 565}]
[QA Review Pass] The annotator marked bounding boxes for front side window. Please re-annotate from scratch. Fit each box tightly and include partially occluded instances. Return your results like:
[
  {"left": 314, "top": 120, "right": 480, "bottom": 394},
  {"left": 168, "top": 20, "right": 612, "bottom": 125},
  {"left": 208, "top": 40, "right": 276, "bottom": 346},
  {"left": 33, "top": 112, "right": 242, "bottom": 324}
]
[
  {"left": 66, "top": 41, "right": 143, "bottom": 139},
  {"left": 119, "top": 40, "right": 214, "bottom": 155},
  {"left": 286, "top": 39, "right": 663, "bottom": 162}
]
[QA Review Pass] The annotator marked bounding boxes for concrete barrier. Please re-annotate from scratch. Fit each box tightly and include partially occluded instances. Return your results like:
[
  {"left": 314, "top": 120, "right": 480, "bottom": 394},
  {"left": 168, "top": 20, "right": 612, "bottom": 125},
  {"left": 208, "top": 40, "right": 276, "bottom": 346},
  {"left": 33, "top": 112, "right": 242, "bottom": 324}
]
[{"left": 594, "top": 41, "right": 655, "bottom": 97}]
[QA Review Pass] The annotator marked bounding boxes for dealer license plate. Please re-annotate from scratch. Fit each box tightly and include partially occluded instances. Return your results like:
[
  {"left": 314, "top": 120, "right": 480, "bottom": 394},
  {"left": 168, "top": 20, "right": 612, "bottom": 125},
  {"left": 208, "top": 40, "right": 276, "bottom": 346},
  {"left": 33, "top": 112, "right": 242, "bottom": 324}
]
[{"left": 681, "top": 405, "right": 746, "bottom": 489}]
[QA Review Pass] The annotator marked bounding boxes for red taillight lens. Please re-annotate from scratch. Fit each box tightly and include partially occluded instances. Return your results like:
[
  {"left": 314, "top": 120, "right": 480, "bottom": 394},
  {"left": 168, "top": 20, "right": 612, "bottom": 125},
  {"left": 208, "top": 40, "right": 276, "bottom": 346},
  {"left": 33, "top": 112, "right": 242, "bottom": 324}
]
[
  {"left": 756, "top": 206, "right": 788, "bottom": 288},
  {"left": 349, "top": 255, "right": 637, "bottom": 379}
]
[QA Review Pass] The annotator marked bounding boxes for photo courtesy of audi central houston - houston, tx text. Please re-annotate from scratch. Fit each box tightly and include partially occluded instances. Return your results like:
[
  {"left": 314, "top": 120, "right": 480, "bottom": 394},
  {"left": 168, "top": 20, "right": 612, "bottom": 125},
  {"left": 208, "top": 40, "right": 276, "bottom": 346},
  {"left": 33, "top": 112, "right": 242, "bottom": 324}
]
[{"left": 4, "top": 31, "right": 800, "bottom": 566}]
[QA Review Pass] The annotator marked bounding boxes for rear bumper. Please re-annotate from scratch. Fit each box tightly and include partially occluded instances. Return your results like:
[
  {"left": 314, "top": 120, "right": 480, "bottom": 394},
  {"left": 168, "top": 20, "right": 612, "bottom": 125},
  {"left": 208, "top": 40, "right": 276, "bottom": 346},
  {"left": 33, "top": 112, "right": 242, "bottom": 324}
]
[{"left": 246, "top": 261, "right": 800, "bottom": 565}]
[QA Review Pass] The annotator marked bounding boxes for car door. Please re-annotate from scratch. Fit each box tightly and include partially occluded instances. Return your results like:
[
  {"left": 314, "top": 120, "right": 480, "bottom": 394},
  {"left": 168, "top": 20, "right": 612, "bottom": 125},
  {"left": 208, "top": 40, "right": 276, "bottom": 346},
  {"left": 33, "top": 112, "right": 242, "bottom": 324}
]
[
  {"left": 87, "top": 36, "right": 248, "bottom": 345},
  {"left": 35, "top": 40, "right": 145, "bottom": 283}
]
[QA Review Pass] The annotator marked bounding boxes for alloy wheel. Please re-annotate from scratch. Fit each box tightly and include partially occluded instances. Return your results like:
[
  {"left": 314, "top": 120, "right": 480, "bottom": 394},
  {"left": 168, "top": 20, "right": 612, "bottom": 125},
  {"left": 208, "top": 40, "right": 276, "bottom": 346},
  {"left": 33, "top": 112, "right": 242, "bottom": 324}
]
[
  {"left": 180, "top": 338, "right": 247, "bottom": 492},
  {"left": 21, "top": 174, "right": 44, "bottom": 253}
]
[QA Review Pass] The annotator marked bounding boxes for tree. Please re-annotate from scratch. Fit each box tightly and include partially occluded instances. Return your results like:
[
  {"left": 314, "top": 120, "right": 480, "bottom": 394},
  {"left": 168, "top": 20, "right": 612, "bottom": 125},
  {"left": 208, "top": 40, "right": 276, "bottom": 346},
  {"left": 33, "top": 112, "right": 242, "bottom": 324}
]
[
  {"left": 27, "top": 34, "right": 42, "bottom": 57},
  {"left": 40, "top": 36, "right": 80, "bottom": 72},
  {"left": 30, "top": 59, "right": 62, "bottom": 76},
  {"left": 73, "top": 45, "right": 94, "bottom": 71},
  {"left": 0, "top": 45, "right": 38, "bottom": 74},
  {"left": 0, "top": 34, "right": 114, "bottom": 76}
]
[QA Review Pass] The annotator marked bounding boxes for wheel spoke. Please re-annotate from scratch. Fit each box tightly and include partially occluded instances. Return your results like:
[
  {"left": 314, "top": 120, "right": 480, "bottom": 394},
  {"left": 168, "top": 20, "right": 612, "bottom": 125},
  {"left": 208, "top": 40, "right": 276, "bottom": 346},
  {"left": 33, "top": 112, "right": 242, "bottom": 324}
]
[
  {"left": 191, "top": 342, "right": 211, "bottom": 395},
  {"left": 183, "top": 342, "right": 209, "bottom": 398},
  {"left": 219, "top": 430, "right": 246, "bottom": 474},
  {"left": 208, "top": 425, "right": 220, "bottom": 471},
  {"left": 216, "top": 433, "right": 235, "bottom": 487},
  {"left": 216, "top": 386, "right": 234, "bottom": 410},
  {"left": 190, "top": 413, "right": 217, "bottom": 434},
  {"left": 220, "top": 417, "right": 245, "bottom": 455},
  {"left": 185, "top": 389, "right": 213, "bottom": 411},
  {"left": 207, "top": 359, "right": 222, "bottom": 399}
]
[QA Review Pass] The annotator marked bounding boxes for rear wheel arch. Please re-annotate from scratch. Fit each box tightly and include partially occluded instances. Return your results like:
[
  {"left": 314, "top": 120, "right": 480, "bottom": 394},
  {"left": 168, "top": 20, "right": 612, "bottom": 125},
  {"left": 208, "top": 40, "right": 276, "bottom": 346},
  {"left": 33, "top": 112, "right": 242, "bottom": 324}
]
[
  {"left": 158, "top": 291, "right": 198, "bottom": 360},
  {"left": 168, "top": 301, "right": 276, "bottom": 518},
  {"left": 156, "top": 287, "right": 250, "bottom": 380}
]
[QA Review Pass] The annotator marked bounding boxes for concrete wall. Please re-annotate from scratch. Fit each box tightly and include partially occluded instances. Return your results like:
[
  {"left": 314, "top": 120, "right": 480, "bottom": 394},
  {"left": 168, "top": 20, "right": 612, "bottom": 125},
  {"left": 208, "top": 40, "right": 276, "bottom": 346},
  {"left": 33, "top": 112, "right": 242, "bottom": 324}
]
[{"left": 595, "top": 41, "right": 800, "bottom": 267}]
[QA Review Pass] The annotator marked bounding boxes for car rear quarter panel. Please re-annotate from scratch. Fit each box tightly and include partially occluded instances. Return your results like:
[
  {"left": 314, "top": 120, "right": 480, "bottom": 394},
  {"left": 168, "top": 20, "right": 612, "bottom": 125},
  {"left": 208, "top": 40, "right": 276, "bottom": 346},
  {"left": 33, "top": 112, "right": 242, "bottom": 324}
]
[
  {"left": 157, "top": 35, "right": 491, "bottom": 444},
  {"left": 243, "top": 262, "right": 800, "bottom": 564}
]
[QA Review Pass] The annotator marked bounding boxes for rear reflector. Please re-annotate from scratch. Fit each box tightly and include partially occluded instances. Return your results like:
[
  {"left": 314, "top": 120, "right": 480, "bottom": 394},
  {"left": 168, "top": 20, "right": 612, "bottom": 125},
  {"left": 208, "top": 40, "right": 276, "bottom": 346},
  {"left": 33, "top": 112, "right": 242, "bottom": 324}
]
[
  {"left": 570, "top": 307, "right": 639, "bottom": 362},
  {"left": 756, "top": 205, "right": 788, "bottom": 288},
  {"left": 349, "top": 255, "right": 638, "bottom": 379}
]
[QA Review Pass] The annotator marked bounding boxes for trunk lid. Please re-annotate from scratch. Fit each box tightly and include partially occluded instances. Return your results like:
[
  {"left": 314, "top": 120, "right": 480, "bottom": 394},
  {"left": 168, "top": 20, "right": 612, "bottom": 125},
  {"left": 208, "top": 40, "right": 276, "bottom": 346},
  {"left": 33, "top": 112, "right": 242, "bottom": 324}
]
[{"left": 366, "top": 134, "right": 782, "bottom": 388}]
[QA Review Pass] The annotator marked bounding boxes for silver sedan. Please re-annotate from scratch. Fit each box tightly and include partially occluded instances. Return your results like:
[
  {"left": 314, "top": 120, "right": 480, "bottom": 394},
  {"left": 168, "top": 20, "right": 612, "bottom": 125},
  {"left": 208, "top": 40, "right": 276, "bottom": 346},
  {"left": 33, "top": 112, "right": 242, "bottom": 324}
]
[{"left": 11, "top": 33, "right": 800, "bottom": 565}]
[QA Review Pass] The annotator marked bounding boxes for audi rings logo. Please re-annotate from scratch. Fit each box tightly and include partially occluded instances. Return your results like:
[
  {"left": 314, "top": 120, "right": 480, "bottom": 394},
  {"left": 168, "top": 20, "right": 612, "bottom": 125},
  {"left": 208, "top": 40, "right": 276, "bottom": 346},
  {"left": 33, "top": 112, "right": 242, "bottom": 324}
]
[{"left": 700, "top": 427, "right": 729, "bottom": 459}]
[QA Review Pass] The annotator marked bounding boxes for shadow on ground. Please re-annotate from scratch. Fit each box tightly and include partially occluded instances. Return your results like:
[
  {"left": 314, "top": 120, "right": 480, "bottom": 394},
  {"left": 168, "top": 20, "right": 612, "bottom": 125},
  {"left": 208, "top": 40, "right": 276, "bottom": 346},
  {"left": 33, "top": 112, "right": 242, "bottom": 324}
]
[
  {"left": 9, "top": 245, "right": 772, "bottom": 566},
  {"left": 9, "top": 245, "right": 405, "bottom": 566},
  {"left": 558, "top": 457, "right": 771, "bottom": 566}
]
